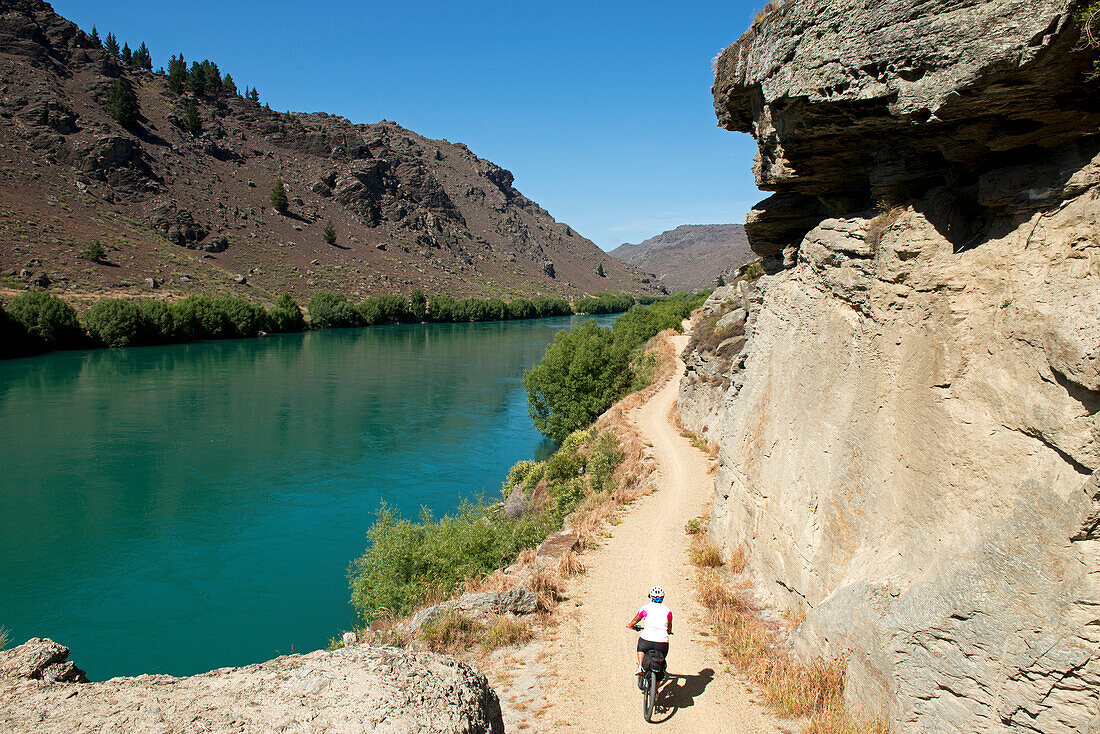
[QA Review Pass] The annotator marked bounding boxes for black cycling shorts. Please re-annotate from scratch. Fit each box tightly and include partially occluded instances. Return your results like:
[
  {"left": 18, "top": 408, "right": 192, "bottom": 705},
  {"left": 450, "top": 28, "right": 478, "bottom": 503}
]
[{"left": 637, "top": 639, "right": 669, "bottom": 655}]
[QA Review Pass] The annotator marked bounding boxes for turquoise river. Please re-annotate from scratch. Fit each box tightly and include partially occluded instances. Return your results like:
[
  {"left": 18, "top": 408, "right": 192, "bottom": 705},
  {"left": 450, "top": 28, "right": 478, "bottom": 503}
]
[{"left": 0, "top": 315, "right": 612, "bottom": 680}]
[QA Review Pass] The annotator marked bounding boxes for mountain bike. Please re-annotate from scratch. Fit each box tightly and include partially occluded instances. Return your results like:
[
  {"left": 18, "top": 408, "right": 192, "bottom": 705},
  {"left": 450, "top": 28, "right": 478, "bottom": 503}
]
[{"left": 632, "top": 627, "right": 670, "bottom": 722}]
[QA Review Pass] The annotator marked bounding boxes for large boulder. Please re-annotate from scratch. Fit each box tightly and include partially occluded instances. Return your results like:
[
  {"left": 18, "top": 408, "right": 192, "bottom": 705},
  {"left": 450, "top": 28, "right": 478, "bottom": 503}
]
[
  {"left": 405, "top": 588, "right": 539, "bottom": 633},
  {"left": 0, "top": 638, "right": 87, "bottom": 683},
  {"left": 0, "top": 642, "right": 503, "bottom": 733}
]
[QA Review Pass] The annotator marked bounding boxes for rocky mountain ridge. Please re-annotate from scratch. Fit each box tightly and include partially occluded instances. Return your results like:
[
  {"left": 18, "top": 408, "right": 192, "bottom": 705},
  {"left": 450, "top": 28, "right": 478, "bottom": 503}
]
[
  {"left": 681, "top": 0, "right": 1100, "bottom": 730},
  {"left": 608, "top": 223, "right": 753, "bottom": 292},
  {"left": 0, "top": 0, "right": 662, "bottom": 304}
]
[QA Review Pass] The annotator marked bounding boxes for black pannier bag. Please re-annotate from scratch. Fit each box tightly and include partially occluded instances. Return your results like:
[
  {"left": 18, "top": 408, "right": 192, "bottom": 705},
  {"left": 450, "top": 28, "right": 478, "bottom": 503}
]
[{"left": 642, "top": 649, "right": 666, "bottom": 681}]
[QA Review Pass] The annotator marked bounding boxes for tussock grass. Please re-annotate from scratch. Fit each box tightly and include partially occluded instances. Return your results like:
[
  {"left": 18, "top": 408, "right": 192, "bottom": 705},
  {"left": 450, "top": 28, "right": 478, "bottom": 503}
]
[
  {"left": 694, "top": 568, "right": 890, "bottom": 733},
  {"left": 417, "top": 610, "right": 533, "bottom": 654},
  {"left": 865, "top": 205, "right": 905, "bottom": 254},
  {"left": 691, "top": 543, "right": 724, "bottom": 568},
  {"left": 0, "top": 626, "right": 8, "bottom": 650}
]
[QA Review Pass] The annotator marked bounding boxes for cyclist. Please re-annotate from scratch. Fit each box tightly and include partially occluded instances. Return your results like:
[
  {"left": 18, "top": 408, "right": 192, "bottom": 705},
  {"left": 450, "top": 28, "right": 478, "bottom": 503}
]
[{"left": 627, "top": 585, "right": 672, "bottom": 673}]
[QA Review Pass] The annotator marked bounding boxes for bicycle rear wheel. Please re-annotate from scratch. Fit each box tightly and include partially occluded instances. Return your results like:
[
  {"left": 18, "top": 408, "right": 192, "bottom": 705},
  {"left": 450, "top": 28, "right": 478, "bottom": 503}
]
[{"left": 643, "top": 669, "right": 658, "bottom": 722}]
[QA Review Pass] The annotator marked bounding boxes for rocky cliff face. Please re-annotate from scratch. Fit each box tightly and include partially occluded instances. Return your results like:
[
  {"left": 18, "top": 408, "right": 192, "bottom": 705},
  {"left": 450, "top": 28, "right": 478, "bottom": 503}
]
[
  {"left": 0, "top": 637, "right": 505, "bottom": 733},
  {"left": 0, "top": 0, "right": 660, "bottom": 302},
  {"left": 685, "top": 1, "right": 1100, "bottom": 730}
]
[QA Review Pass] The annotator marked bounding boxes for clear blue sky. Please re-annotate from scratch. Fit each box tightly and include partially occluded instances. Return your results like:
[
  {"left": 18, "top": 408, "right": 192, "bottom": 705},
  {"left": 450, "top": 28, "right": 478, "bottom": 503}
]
[{"left": 54, "top": 0, "right": 763, "bottom": 250}]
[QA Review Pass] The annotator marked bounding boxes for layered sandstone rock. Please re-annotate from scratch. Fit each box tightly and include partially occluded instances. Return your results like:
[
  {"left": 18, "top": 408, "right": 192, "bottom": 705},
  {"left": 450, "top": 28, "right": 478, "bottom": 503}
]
[
  {"left": 0, "top": 638, "right": 504, "bottom": 733},
  {"left": 689, "top": 1, "right": 1100, "bottom": 730}
]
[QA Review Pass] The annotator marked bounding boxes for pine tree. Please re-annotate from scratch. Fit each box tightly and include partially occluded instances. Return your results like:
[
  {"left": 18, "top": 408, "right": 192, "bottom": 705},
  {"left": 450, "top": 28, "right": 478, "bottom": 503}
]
[
  {"left": 105, "top": 78, "right": 138, "bottom": 127},
  {"left": 134, "top": 42, "right": 152, "bottom": 70},
  {"left": 247, "top": 87, "right": 260, "bottom": 103},
  {"left": 104, "top": 32, "right": 119, "bottom": 58},
  {"left": 716, "top": 274, "right": 726, "bottom": 287},
  {"left": 270, "top": 179, "right": 289, "bottom": 214},
  {"left": 167, "top": 54, "right": 186, "bottom": 94},
  {"left": 596, "top": 262, "right": 605, "bottom": 277},
  {"left": 201, "top": 60, "right": 221, "bottom": 97},
  {"left": 182, "top": 100, "right": 201, "bottom": 136},
  {"left": 187, "top": 61, "right": 205, "bottom": 96},
  {"left": 120, "top": 42, "right": 132, "bottom": 65},
  {"left": 222, "top": 73, "right": 237, "bottom": 97},
  {"left": 89, "top": 26, "right": 101, "bottom": 47},
  {"left": 323, "top": 220, "right": 336, "bottom": 245}
]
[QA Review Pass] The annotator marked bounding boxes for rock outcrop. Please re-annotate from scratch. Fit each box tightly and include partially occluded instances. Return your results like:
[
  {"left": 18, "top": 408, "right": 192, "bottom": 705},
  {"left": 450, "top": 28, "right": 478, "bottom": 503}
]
[
  {"left": 0, "top": 637, "right": 504, "bottom": 733},
  {"left": 686, "top": 1, "right": 1100, "bottom": 731}
]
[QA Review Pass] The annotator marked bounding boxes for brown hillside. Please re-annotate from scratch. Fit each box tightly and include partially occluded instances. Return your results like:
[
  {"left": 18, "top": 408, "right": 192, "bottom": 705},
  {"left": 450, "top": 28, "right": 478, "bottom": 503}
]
[
  {"left": 0, "top": 0, "right": 663, "bottom": 305},
  {"left": 608, "top": 224, "right": 752, "bottom": 292}
]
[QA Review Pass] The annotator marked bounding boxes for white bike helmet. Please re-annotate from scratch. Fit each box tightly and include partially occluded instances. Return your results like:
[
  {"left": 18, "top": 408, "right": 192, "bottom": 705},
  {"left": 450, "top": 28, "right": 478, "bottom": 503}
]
[{"left": 649, "top": 585, "right": 664, "bottom": 601}]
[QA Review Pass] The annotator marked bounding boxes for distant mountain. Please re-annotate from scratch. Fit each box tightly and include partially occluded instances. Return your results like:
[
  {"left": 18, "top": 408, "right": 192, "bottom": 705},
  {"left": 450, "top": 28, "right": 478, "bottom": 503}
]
[
  {"left": 608, "top": 224, "right": 753, "bottom": 292},
  {"left": 0, "top": 0, "right": 663, "bottom": 303}
]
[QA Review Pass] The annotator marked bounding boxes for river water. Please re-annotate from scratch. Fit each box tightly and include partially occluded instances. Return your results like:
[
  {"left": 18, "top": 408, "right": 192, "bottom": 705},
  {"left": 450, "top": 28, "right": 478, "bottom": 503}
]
[{"left": 0, "top": 315, "right": 610, "bottom": 679}]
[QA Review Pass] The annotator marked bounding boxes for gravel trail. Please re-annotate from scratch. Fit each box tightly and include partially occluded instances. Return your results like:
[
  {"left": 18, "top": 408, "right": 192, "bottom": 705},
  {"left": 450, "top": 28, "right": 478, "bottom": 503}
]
[{"left": 539, "top": 334, "right": 784, "bottom": 733}]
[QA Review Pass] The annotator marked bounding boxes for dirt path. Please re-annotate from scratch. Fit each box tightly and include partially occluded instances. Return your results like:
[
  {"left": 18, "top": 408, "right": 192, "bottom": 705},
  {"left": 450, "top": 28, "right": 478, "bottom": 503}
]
[{"left": 534, "top": 334, "right": 784, "bottom": 733}]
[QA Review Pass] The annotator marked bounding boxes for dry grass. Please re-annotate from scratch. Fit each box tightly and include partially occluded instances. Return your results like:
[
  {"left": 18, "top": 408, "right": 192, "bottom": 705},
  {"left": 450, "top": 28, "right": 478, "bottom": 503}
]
[
  {"left": 0, "top": 626, "right": 8, "bottom": 650},
  {"left": 691, "top": 543, "right": 724, "bottom": 568},
  {"left": 417, "top": 610, "right": 533, "bottom": 654},
  {"left": 556, "top": 549, "right": 585, "bottom": 577},
  {"left": 865, "top": 205, "right": 905, "bottom": 254},
  {"left": 694, "top": 568, "right": 890, "bottom": 732},
  {"left": 528, "top": 566, "right": 565, "bottom": 612},
  {"left": 726, "top": 544, "right": 748, "bottom": 573}
]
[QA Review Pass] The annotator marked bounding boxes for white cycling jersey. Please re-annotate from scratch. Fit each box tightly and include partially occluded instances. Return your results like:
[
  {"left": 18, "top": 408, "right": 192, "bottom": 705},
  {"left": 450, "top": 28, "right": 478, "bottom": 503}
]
[{"left": 637, "top": 601, "right": 672, "bottom": 643}]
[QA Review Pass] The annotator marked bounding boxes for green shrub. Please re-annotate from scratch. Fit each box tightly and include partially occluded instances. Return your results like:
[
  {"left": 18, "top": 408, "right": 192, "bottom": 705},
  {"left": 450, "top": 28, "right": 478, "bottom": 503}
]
[
  {"left": 523, "top": 320, "right": 632, "bottom": 440},
  {"left": 212, "top": 295, "right": 267, "bottom": 338},
  {"left": 5, "top": 291, "right": 83, "bottom": 350},
  {"left": 573, "top": 293, "right": 634, "bottom": 315},
  {"left": 136, "top": 300, "right": 181, "bottom": 343},
  {"left": 105, "top": 78, "right": 138, "bottom": 128},
  {"left": 308, "top": 291, "right": 360, "bottom": 328},
  {"left": 82, "top": 242, "right": 107, "bottom": 263},
  {"left": 323, "top": 220, "right": 336, "bottom": 245},
  {"left": 172, "top": 295, "right": 231, "bottom": 340},
  {"left": 552, "top": 477, "right": 586, "bottom": 516},
  {"left": 348, "top": 502, "right": 556, "bottom": 621},
  {"left": 503, "top": 460, "right": 541, "bottom": 496},
  {"left": 268, "top": 293, "right": 306, "bottom": 332},
  {"left": 586, "top": 432, "right": 623, "bottom": 494},
  {"left": 270, "top": 178, "right": 288, "bottom": 213},
  {"left": 83, "top": 298, "right": 146, "bottom": 347},
  {"left": 685, "top": 518, "right": 701, "bottom": 535}
]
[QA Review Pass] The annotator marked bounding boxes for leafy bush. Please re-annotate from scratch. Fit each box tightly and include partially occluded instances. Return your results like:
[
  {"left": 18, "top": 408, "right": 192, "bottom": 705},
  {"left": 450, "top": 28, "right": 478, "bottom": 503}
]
[
  {"left": 349, "top": 503, "right": 557, "bottom": 621},
  {"left": 136, "top": 300, "right": 180, "bottom": 343},
  {"left": 502, "top": 460, "right": 541, "bottom": 496},
  {"left": 573, "top": 293, "right": 634, "bottom": 315},
  {"left": 5, "top": 291, "right": 83, "bottom": 350},
  {"left": 83, "top": 298, "right": 146, "bottom": 347},
  {"left": 523, "top": 320, "right": 632, "bottom": 440},
  {"left": 171, "top": 295, "right": 231, "bottom": 340},
  {"left": 323, "top": 220, "right": 336, "bottom": 245},
  {"left": 268, "top": 293, "right": 306, "bottom": 333},
  {"left": 308, "top": 291, "right": 361, "bottom": 328},
  {"left": 524, "top": 293, "right": 708, "bottom": 440},
  {"left": 212, "top": 295, "right": 267, "bottom": 338}
]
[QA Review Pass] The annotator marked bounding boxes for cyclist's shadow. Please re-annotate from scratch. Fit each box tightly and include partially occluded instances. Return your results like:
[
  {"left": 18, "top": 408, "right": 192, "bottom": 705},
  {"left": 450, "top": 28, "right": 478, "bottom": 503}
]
[{"left": 651, "top": 667, "right": 715, "bottom": 723}]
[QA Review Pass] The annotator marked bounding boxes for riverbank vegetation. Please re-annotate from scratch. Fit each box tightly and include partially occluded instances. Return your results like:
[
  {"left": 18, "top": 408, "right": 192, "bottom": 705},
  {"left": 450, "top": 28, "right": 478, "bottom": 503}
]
[
  {"left": 0, "top": 289, "right": 652, "bottom": 360},
  {"left": 523, "top": 290, "right": 709, "bottom": 440},
  {"left": 346, "top": 297, "right": 699, "bottom": 640}
]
